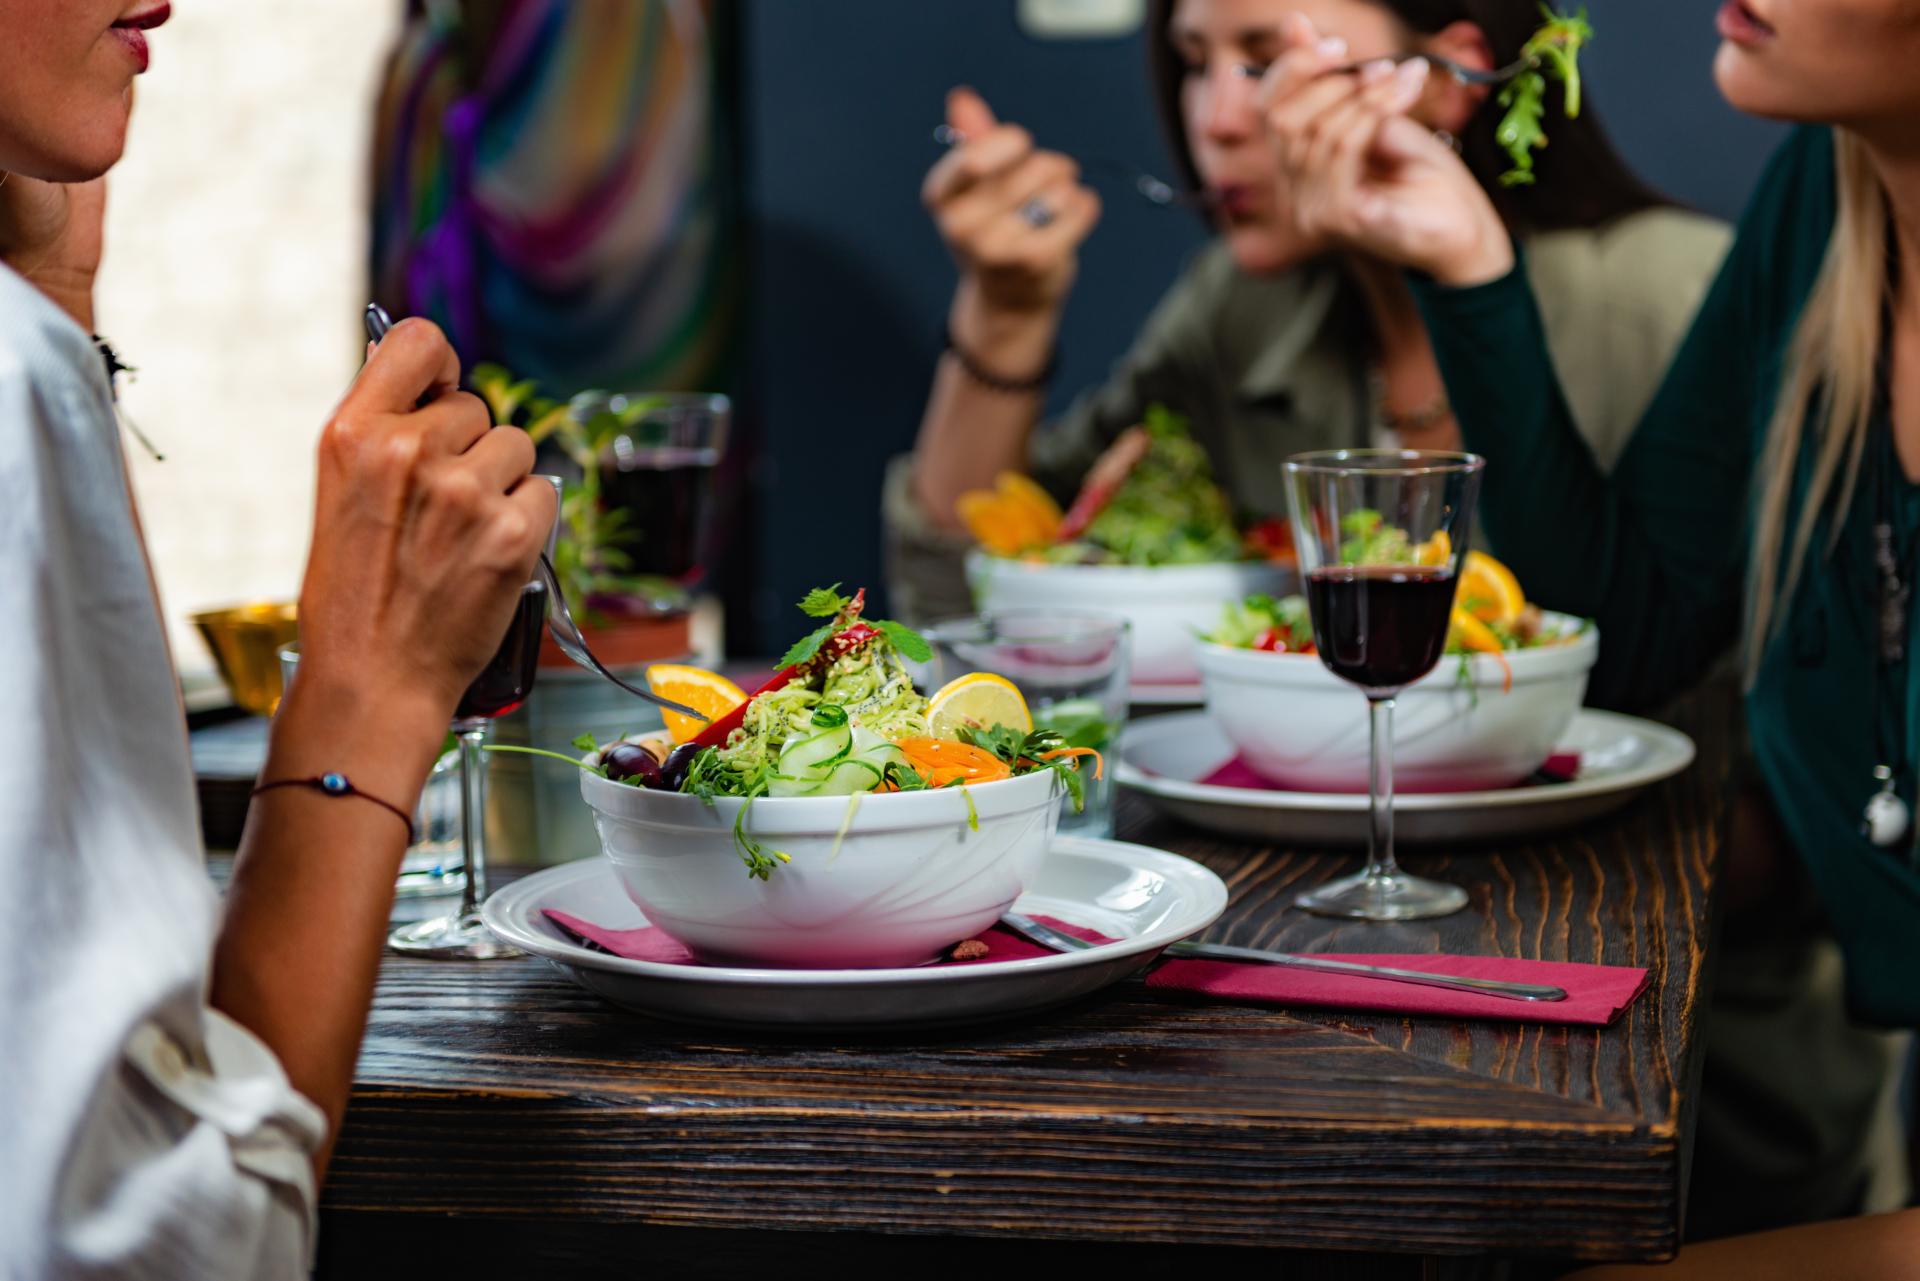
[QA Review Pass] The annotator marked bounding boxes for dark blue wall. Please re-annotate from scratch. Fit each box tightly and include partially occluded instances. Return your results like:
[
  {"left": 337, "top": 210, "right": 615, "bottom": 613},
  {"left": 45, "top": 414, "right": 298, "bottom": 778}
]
[{"left": 737, "top": 1, "right": 1785, "bottom": 652}]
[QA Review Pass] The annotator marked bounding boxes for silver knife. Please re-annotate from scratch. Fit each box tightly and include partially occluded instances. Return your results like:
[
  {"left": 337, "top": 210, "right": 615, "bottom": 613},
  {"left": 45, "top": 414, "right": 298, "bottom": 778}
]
[{"left": 1001, "top": 912, "right": 1567, "bottom": 1003}]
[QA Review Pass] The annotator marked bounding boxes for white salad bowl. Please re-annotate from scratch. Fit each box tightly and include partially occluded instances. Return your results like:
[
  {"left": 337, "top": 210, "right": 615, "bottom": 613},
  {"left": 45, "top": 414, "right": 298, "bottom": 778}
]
[
  {"left": 579, "top": 765, "right": 1065, "bottom": 969},
  {"left": 1195, "top": 613, "right": 1599, "bottom": 793},
  {"left": 967, "top": 551, "right": 1292, "bottom": 687}
]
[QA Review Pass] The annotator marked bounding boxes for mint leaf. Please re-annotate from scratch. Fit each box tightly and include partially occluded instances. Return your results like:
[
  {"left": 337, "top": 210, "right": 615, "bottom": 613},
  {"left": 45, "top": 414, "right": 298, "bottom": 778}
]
[
  {"left": 571, "top": 732, "right": 600, "bottom": 754},
  {"left": 873, "top": 618, "right": 932, "bottom": 663},
  {"left": 797, "top": 584, "right": 848, "bottom": 618},
  {"left": 777, "top": 622, "right": 835, "bottom": 669}
]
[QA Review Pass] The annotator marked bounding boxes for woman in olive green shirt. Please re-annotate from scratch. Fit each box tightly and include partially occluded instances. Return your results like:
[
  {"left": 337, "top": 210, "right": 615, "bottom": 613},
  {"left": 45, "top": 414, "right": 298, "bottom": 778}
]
[{"left": 887, "top": 0, "right": 1727, "bottom": 622}]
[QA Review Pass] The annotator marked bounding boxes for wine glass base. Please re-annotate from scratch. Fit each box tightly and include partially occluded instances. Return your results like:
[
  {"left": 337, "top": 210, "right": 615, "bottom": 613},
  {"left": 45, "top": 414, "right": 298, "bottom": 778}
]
[
  {"left": 1294, "top": 869, "right": 1468, "bottom": 921},
  {"left": 388, "top": 910, "right": 524, "bottom": 960}
]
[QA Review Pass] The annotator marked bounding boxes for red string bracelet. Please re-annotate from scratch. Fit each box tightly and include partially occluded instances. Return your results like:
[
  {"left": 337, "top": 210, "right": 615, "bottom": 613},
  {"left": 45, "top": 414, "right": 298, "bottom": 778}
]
[{"left": 251, "top": 773, "right": 416, "bottom": 842}]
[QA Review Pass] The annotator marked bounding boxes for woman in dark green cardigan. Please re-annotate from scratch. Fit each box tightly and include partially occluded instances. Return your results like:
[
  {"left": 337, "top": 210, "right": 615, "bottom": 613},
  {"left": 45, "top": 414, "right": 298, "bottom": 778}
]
[{"left": 1259, "top": 0, "right": 1920, "bottom": 1253}]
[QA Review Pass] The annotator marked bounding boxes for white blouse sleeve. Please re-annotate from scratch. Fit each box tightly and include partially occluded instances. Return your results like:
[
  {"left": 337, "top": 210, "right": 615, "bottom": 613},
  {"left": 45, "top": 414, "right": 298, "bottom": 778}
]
[{"left": 0, "top": 266, "right": 327, "bottom": 1280}]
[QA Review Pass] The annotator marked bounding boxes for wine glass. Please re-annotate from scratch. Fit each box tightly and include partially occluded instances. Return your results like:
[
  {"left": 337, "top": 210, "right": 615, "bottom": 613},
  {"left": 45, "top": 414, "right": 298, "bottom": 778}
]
[
  {"left": 1283, "top": 450, "right": 1485, "bottom": 921},
  {"left": 388, "top": 476, "right": 563, "bottom": 959}
]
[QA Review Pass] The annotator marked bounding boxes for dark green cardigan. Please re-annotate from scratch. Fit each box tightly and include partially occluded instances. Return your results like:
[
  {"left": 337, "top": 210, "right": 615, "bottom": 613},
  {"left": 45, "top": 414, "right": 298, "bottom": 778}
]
[{"left": 1413, "top": 126, "right": 1920, "bottom": 1025}]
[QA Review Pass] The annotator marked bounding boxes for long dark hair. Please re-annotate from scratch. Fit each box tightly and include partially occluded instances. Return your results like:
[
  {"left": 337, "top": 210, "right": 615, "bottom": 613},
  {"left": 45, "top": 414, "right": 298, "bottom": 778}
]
[{"left": 1144, "top": 0, "right": 1669, "bottom": 234}]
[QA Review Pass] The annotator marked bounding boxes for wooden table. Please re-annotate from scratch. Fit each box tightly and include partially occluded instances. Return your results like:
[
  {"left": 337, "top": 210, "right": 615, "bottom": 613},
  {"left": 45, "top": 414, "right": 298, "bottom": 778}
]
[{"left": 312, "top": 698, "right": 1728, "bottom": 1280}]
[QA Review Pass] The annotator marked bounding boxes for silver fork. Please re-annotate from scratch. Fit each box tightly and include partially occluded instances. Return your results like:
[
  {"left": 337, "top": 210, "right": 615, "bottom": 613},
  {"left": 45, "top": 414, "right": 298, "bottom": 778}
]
[
  {"left": 1330, "top": 51, "right": 1538, "bottom": 86},
  {"left": 930, "top": 124, "right": 1211, "bottom": 210},
  {"left": 1001, "top": 912, "right": 1568, "bottom": 1003},
  {"left": 533, "top": 552, "right": 709, "bottom": 724}
]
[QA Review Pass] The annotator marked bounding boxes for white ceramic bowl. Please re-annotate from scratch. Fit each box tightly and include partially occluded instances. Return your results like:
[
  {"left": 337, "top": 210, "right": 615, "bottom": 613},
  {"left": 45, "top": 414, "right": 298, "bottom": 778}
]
[
  {"left": 1194, "top": 614, "right": 1599, "bottom": 793},
  {"left": 580, "top": 766, "right": 1064, "bottom": 969},
  {"left": 968, "top": 552, "right": 1292, "bottom": 688}
]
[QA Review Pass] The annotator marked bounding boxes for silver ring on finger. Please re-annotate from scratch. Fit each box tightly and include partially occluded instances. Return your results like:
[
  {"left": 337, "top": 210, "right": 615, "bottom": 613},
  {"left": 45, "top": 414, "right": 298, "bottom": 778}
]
[{"left": 1018, "top": 196, "right": 1056, "bottom": 229}]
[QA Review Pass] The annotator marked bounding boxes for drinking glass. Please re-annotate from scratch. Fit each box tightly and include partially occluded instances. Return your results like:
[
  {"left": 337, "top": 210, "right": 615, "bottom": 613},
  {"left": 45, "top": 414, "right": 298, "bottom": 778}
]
[
  {"left": 588, "top": 391, "right": 731, "bottom": 588},
  {"left": 1283, "top": 450, "right": 1485, "bottom": 920},
  {"left": 278, "top": 642, "right": 465, "bottom": 899},
  {"left": 389, "top": 475, "right": 564, "bottom": 959},
  {"left": 923, "top": 611, "right": 1130, "bottom": 839}
]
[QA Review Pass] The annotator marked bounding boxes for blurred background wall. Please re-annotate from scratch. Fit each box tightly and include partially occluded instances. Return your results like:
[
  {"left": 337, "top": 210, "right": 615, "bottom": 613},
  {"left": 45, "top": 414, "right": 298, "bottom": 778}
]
[
  {"left": 104, "top": 0, "right": 400, "bottom": 686},
  {"left": 107, "top": 1, "right": 1785, "bottom": 674}
]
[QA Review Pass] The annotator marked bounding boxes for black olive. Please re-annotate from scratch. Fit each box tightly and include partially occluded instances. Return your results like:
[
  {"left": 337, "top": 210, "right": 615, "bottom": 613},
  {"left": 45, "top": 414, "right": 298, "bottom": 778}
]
[
  {"left": 661, "top": 742, "right": 702, "bottom": 791},
  {"left": 602, "top": 743, "right": 664, "bottom": 788}
]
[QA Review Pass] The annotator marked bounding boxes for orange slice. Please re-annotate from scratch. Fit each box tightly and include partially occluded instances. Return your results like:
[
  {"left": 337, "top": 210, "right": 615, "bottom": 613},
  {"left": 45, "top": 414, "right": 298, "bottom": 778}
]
[
  {"left": 993, "top": 472, "right": 1063, "bottom": 543},
  {"left": 1448, "top": 609, "right": 1512, "bottom": 692},
  {"left": 1411, "top": 529, "right": 1453, "bottom": 567},
  {"left": 1455, "top": 551, "right": 1525, "bottom": 626},
  {"left": 646, "top": 664, "right": 748, "bottom": 744},
  {"left": 957, "top": 492, "right": 1029, "bottom": 556}
]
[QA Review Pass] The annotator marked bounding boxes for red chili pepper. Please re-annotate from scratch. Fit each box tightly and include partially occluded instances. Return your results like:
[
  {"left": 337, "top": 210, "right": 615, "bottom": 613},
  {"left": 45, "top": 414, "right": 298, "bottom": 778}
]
[
  {"left": 690, "top": 620, "right": 883, "bottom": 750},
  {"left": 1056, "top": 427, "right": 1150, "bottom": 543}
]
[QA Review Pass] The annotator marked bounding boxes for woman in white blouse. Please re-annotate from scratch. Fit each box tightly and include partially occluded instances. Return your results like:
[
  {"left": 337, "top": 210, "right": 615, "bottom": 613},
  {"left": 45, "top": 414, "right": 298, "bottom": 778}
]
[{"left": 0, "top": 4, "right": 553, "bottom": 1276}]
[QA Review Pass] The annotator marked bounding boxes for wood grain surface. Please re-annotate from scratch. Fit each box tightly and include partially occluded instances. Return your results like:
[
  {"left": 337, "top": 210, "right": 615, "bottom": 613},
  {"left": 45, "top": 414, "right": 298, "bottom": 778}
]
[{"left": 313, "top": 695, "right": 1730, "bottom": 1275}]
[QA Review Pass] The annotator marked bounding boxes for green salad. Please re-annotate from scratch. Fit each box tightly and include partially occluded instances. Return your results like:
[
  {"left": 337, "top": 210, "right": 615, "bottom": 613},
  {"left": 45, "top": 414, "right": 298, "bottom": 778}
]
[
  {"left": 960, "top": 405, "right": 1260, "bottom": 568},
  {"left": 1044, "top": 406, "right": 1242, "bottom": 567}
]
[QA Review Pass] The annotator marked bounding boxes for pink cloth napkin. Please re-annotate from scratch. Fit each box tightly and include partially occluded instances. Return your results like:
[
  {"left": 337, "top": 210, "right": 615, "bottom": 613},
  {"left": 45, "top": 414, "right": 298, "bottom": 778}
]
[
  {"left": 1197, "top": 751, "right": 1582, "bottom": 791},
  {"left": 543, "top": 910, "right": 1648, "bottom": 1026}
]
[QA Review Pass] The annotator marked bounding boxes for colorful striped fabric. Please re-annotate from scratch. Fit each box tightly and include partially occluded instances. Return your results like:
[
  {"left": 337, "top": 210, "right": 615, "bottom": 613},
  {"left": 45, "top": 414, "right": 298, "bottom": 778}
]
[{"left": 371, "top": 0, "right": 736, "bottom": 395}]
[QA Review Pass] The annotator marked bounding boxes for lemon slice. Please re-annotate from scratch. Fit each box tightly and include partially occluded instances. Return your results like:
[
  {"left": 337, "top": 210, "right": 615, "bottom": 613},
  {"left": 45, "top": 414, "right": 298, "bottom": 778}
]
[
  {"left": 927, "top": 672, "right": 1032, "bottom": 742},
  {"left": 646, "top": 664, "right": 749, "bottom": 744},
  {"left": 1456, "top": 551, "right": 1525, "bottom": 626}
]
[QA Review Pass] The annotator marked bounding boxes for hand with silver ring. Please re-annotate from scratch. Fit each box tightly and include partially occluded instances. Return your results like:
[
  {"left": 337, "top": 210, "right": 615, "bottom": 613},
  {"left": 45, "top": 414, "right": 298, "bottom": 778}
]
[{"left": 1019, "top": 197, "right": 1056, "bottom": 229}]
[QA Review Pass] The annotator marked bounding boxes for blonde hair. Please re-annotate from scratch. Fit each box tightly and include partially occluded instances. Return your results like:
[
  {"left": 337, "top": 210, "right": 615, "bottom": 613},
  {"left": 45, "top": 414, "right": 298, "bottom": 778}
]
[{"left": 1742, "top": 130, "right": 1891, "bottom": 682}]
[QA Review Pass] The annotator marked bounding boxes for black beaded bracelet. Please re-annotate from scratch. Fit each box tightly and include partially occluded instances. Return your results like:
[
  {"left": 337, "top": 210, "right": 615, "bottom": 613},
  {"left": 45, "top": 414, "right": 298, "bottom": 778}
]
[
  {"left": 252, "top": 773, "right": 416, "bottom": 842},
  {"left": 942, "top": 323, "right": 1058, "bottom": 395}
]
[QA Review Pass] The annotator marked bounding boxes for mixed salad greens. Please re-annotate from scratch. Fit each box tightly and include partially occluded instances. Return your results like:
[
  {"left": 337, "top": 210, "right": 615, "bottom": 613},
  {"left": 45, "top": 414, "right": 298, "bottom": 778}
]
[
  {"left": 959, "top": 405, "right": 1286, "bottom": 568},
  {"left": 1496, "top": 7, "right": 1595, "bottom": 187},
  {"left": 544, "top": 586, "right": 1102, "bottom": 879}
]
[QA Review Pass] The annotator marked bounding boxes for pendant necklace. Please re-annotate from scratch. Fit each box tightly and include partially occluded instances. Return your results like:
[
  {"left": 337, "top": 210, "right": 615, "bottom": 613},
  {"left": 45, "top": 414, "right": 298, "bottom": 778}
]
[{"left": 1866, "top": 418, "right": 1914, "bottom": 848}]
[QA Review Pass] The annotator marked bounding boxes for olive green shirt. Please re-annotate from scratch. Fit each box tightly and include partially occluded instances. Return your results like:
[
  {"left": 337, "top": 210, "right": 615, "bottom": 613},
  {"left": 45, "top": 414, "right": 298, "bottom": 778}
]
[{"left": 885, "top": 207, "right": 1731, "bottom": 623}]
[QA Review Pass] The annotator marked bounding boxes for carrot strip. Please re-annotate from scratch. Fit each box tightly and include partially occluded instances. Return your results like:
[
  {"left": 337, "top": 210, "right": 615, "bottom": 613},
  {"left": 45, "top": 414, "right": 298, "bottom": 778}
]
[{"left": 1039, "top": 746, "right": 1105, "bottom": 781}]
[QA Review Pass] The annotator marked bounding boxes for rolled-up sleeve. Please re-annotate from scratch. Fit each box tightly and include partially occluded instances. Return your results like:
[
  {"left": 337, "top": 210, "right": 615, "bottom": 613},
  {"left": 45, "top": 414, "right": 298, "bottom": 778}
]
[{"left": 49, "top": 1013, "right": 326, "bottom": 1280}]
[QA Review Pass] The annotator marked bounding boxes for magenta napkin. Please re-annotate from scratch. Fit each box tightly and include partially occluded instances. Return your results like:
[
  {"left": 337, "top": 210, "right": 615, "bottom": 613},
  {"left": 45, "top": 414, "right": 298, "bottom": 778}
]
[
  {"left": 543, "top": 910, "right": 1648, "bottom": 1026},
  {"left": 1144, "top": 950, "right": 1649, "bottom": 1026},
  {"left": 1197, "top": 751, "right": 1583, "bottom": 791}
]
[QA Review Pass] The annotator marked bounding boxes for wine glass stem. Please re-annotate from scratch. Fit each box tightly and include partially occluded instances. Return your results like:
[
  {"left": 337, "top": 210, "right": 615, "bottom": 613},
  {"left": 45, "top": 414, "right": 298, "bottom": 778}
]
[
  {"left": 1366, "top": 695, "right": 1400, "bottom": 883},
  {"left": 456, "top": 724, "right": 490, "bottom": 917}
]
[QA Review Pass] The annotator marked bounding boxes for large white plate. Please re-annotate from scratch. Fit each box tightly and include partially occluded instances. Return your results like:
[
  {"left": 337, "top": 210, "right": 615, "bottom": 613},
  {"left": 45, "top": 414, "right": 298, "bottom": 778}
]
[
  {"left": 1117, "top": 709, "right": 1695, "bottom": 846},
  {"left": 481, "top": 837, "right": 1228, "bottom": 1030}
]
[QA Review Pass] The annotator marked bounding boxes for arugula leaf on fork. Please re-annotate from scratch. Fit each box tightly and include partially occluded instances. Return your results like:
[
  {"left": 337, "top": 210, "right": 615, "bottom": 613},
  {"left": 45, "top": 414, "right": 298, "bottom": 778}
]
[{"left": 1495, "top": 6, "right": 1595, "bottom": 187}]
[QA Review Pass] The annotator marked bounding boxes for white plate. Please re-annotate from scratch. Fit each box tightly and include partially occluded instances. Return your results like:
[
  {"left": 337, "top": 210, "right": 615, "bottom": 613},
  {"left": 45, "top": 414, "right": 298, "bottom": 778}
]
[
  {"left": 1130, "top": 681, "right": 1207, "bottom": 707},
  {"left": 481, "top": 837, "right": 1228, "bottom": 1030},
  {"left": 1117, "top": 710, "right": 1695, "bottom": 846}
]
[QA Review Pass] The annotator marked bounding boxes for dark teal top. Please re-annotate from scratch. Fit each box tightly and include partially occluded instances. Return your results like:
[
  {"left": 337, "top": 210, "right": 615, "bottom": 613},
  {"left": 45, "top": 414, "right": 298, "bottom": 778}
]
[{"left": 1412, "top": 127, "right": 1920, "bottom": 1026}]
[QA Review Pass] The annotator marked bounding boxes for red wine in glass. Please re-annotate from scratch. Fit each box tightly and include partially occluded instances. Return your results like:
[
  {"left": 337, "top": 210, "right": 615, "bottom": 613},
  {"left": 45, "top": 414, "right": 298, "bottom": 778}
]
[
  {"left": 1305, "top": 566, "right": 1456, "bottom": 692},
  {"left": 453, "top": 580, "right": 547, "bottom": 721},
  {"left": 596, "top": 448, "right": 714, "bottom": 580},
  {"left": 1284, "top": 449, "right": 1485, "bottom": 922}
]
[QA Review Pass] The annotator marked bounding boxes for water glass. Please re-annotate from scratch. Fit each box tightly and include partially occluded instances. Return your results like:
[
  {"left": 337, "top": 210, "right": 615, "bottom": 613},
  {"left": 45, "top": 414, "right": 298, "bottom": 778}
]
[{"left": 923, "top": 611, "right": 1130, "bottom": 839}]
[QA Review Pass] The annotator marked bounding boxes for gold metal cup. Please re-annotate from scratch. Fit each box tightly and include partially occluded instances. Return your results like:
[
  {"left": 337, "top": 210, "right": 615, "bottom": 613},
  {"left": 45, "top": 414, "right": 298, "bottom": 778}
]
[{"left": 191, "top": 602, "right": 299, "bottom": 717}]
